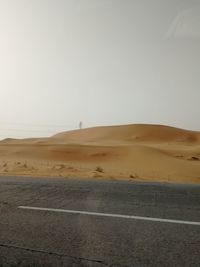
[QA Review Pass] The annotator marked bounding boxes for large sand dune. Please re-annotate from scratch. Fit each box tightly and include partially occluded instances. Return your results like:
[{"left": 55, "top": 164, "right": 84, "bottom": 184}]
[{"left": 0, "top": 124, "right": 200, "bottom": 183}]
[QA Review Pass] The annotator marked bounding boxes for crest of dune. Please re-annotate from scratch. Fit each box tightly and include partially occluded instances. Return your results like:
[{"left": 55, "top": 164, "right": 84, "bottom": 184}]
[{"left": 52, "top": 124, "right": 200, "bottom": 144}]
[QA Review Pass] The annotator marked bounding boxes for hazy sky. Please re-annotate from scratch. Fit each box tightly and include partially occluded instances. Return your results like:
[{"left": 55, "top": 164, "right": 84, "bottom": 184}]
[{"left": 0, "top": 0, "right": 200, "bottom": 139}]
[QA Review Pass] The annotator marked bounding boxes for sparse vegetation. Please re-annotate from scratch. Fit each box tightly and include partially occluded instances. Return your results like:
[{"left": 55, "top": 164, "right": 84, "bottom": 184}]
[
  {"left": 130, "top": 174, "right": 138, "bottom": 179},
  {"left": 59, "top": 164, "right": 66, "bottom": 169},
  {"left": 95, "top": 166, "right": 104, "bottom": 173},
  {"left": 67, "top": 166, "right": 74, "bottom": 170},
  {"left": 190, "top": 156, "right": 199, "bottom": 161},
  {"left": 23, "top": 163, "right": 28, "bottom": 168}
]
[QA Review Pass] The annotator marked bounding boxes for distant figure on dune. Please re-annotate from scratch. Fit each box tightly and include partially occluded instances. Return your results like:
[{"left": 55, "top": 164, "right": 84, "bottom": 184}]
[{"left": 79, "top": 121, "right": 82, "bottom": 130}]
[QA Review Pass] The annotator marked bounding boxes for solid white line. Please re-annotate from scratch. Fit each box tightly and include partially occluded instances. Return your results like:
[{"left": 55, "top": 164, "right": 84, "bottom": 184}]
[{"left": 18, "top": 206, "right": 200, "bottom": 226}]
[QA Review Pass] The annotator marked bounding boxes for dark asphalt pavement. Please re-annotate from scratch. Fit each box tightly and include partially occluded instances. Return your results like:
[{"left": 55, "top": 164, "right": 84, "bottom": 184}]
[{"left": 0, "top": 176, "right": 200, "bottom": 267}]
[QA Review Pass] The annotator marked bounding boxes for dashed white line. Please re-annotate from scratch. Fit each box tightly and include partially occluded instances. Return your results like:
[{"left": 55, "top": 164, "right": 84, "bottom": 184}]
[{"left": 18, "top": 206, "right": 200, "bottom": 226}]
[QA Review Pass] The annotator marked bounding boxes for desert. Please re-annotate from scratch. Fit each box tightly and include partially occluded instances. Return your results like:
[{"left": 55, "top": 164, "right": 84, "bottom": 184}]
[{"left": 0, "top": 124, "right": 200, "bottom": 183}]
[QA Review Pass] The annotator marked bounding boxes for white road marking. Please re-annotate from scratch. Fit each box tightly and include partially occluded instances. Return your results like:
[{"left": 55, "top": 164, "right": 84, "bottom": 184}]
[{"left": 18, "top": 206, "right": 200, "bottom": 226}]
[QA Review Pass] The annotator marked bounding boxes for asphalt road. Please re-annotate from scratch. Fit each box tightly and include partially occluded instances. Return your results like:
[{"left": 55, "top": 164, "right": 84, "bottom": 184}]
[{"left": 0, "top": 176, "right": 200, "bottom": 267}]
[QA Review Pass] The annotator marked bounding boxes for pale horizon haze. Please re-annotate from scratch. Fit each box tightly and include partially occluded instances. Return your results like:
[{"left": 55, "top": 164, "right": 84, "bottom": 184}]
[{"left": 0, "top": 0, "right": 200, "bottom": 139}]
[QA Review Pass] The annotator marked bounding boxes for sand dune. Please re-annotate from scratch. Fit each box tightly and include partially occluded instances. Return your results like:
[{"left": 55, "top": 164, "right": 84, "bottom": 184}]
[
  {"left": 53, "top": 124, "right": 200, "bottom": 143},
  {"left": 0, "top": 124, "right": 200, "bottom": 183}
]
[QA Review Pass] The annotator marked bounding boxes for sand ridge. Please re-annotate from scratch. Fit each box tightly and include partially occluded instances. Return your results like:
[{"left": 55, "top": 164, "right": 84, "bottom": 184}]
[{"left": 0, "top": 124, "right": 200, "bottom": 183}]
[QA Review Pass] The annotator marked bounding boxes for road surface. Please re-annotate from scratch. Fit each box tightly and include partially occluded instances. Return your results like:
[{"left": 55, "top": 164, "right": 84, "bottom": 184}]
[{"left": 0, "top": 176, "right": 200, "bottom": 266}]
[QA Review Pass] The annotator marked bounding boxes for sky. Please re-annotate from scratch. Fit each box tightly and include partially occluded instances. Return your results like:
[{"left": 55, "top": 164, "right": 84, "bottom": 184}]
[{"left": 0, "top": 0, "right": 200, "bottom": 139}]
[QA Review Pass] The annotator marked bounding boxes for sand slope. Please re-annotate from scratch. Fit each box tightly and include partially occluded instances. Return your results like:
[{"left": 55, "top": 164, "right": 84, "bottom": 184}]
[
  {"left": 0, "top": 124, "right": 200, "bottom": 183},
  {"left": 53, "top": 124, "right": 200, "bottom": 143}
]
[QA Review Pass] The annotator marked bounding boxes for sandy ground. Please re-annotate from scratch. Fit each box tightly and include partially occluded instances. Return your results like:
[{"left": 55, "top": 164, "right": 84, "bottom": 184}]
[{"left": 0, "top": 124, "right": 200, "bottom": 183}]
